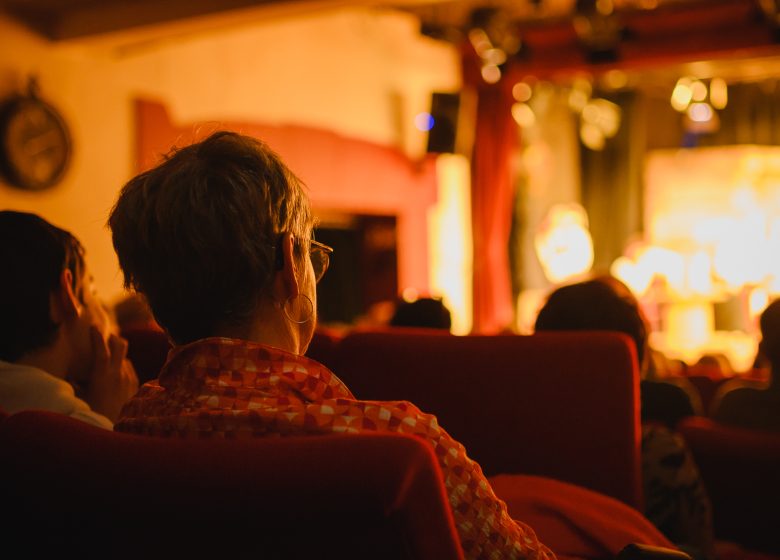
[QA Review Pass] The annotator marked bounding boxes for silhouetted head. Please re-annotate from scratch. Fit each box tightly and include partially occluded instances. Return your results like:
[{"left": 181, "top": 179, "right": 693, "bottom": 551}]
[
  {"left": 390, "top": 297, "right": 452, "bottom": 331},
  {"left": 534, "top": 277, "right": 648, "bottom": 370},
  {"left": 759, "top": 299, "right": 780, "bottom": 371}
]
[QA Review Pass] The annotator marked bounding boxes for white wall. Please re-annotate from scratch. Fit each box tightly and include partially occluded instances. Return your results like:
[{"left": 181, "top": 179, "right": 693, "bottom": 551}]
[{"left": 0, "top": 7, "right": 459, "bottom": 304}]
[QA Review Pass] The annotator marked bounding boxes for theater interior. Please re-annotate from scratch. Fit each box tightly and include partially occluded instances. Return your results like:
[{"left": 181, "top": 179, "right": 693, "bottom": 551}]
[{"left": 1, "top": 1, "right": 780, "bottom": 558}]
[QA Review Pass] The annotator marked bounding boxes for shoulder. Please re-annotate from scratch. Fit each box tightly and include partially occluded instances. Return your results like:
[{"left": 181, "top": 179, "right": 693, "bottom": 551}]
[
  {"left": 0, "top": 361, "right": 112, "bottom": 428},
  {"left": 0, "top": 362, "right": 74, "bottom": 411}
]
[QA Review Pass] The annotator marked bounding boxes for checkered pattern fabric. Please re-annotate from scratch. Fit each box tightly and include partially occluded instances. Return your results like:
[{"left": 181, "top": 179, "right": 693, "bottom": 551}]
[{"left": 116, "top": 337, "right": 555, "bottom": 560}]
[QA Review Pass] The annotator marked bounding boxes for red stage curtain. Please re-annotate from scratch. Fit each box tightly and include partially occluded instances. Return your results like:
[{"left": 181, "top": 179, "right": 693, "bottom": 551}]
[{"left": 463, "top": 46, "right": 518, "bottom": 334}]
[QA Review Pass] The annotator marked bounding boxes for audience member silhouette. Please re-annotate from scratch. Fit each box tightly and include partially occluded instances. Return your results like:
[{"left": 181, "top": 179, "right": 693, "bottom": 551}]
[
  {"left": 711, "top": 299, "right": 780, "bottom": 431},
  {"left": 536, "top": 277, "right": 700, "bottom": 428},
  {"left": 534, "top": 277, "right": 714, "bottom": 560},
  {"left": 0, "top": 211, "right": 137, "bottom": 427},
  {"left": 389, "top": 296, "right": 452, "bottom": 331}
]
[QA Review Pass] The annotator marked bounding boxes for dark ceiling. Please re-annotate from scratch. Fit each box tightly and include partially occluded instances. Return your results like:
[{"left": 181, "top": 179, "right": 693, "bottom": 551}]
[
  {"left": 2, "top": 0, "right": 780, "bottom": 81},
  {"left": 0, "top": 0, "right": 747, "bottom": 41}
]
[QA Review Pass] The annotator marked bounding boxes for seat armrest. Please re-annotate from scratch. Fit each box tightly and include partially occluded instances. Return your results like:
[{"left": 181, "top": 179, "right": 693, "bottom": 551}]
[{"left": 617, "top": 544, "right": 693, "bottom": 560}]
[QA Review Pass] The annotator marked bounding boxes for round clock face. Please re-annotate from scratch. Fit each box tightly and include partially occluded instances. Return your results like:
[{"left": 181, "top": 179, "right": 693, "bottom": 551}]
[{"left": 0, "top": 97, "right": 72, "bottom": 191}]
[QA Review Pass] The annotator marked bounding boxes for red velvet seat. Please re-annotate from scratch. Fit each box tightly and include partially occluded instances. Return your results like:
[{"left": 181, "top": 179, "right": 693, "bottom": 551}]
[
  {"left": 331, "top": 329, "right": 643, "bottom": 509},
  {"left": 305, "top": 327, "right": 344, "bottom": 371},
  {"left": 0, "top": 410, "right": 463, "bottom": 560},
  {"left": 677, "top": 416, "right": 780, "bottom": 555}
]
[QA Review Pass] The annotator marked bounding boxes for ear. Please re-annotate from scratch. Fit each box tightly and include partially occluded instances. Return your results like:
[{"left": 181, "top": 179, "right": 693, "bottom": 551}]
[
  {"left": 50, "top": 269, "right": 81, "bottom": 323},
  {"left": 273, "top": 232, "right": 300, "bottom": 302}
]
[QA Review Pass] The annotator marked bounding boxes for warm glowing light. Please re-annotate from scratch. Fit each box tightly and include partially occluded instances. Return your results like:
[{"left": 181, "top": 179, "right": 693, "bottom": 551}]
[
  {"left": 665, "top": 302, "right": 714, "bottom": 361},
  {"left": 671, "top": 79, "right": 693, "bottom": 112},
  {"left": 644, "top": 247, "right": 686, "bottom": 295},
  {"left": 534, "top": 204, "right": 594, "bottom": 284},
  {"left": 628, "top": 146, "right": 780, "bottom": 370},
  {"left": 710, "top": 78, "right": 728, "bottom": 109},
  {"left": 568, "top": 78, "right": 592, "bottom": 112},
  {"left": 713, "top": 233, "right": 768, "bottom": 291},
  {"left": 595, "top": 0, "right": 614, "bottom": 15},
  {"left": 468, "top": 28, "right": 491, "bottom": 55},
  {"left": 691, "top": 80, "right": 708, "bottom": 102},
  {"left": 402, "top": 287, "right": 419, "bottom": 302},
  {"left": 603, "top": 69, "right": 628, "bottom": 90},
  {"left": 638, "top": 146, "right": 780, "bottom": 369},
  {"left": 687, "top": 102, "right": 713, "bottom": 123},
  {"left": 414, "top": 112, "right": 434, "bottom": 132},
  {"left": 582, "top": 98, "right": 620, "bottom": 138},
  {"left": 483, "top": 48, "right": 507, "bottom": 66},
  {"left": 611, "top": 256, "right": 654, "bottom": 296},
  {"left": 512, "top": 82, "right": 533, "bottom": 103},
  {"left": 511, "top": 102, "right": 536, "bottom": 128},
  {"left": 688, "top": 251, "right": 713, "bottom": 296},
  {"left": 749, "top": 288, "right": 770, "bottom": 318},
  {"left": 481, "top": 64, "right": 501, "bottom": 84},
  {"left": 428, "top": 154, "right": 472, "bottom": 335},
  {"left": 580, "top": 123, "right": 605, "bottom": 150}
]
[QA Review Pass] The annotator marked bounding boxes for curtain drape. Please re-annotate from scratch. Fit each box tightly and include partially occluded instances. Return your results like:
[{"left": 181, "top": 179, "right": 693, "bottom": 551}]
[{"left": 463, "top": 47, "right": 518, "bottom": 333}]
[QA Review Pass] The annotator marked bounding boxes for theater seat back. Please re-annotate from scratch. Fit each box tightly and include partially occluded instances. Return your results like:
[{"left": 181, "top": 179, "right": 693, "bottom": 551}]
[
  {"left": 677, "top": 416, "right": 780, "bottom": 554},
  {"left": 0, "top": 410, "right": 462, "bottom": 560},
  {"left": 332, "top": 330, "right": 643, "bottom": 509}
]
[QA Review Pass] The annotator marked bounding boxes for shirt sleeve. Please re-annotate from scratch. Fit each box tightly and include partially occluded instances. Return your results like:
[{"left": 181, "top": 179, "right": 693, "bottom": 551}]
[
  {"left": 384, "top": 401, "right": 556, "bottom": 560},
  {"left": 0, "top": 366, "right": 113, "bottom": 430},
  {"left": 43, "top": 378, "right": 113, "bottom": 430}
]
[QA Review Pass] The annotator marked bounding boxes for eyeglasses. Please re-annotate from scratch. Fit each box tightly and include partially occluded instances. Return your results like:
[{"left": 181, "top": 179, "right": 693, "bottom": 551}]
[
  {"left": 309, "top": 239, "right": 333, "bottom": 283},
  {"left": 274, "top": 236, "right": 333, "bottom": 284}
]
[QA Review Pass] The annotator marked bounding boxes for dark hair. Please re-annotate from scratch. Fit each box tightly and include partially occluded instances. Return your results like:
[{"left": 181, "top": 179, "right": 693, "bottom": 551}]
[
  {"left": 759, "top": 298, "right": 780, "bottom": 367},
  {"left": 534, "top": 278, "right": 648, "bottom": 367},
  {"left": 0, "top": 211, "right": 85, "bottom": 362},
  {"left": 390, "top": 297, "right": 452, "bottom": 330},
  {"left": 108, "top": 131, "right": 312, "bottom": 345}
]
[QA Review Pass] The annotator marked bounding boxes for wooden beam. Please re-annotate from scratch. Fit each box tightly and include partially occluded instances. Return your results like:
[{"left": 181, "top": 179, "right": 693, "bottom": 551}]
[{"left": 504, "top": 0, "right": 780, "bottom": 80}]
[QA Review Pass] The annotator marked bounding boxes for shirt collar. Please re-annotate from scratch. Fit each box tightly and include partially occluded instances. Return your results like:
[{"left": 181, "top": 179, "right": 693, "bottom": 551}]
[{"left": 160, "top": 337, "right": 354, "bottom": 402}]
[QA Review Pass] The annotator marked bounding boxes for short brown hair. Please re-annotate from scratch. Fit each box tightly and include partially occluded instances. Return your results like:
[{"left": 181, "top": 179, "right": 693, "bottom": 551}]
[
  {"left": 534, "top": 278, "right": 648, "bottom": 367},
  {"left": 108, "top": 131, "right": 312, "bottom": 344}
]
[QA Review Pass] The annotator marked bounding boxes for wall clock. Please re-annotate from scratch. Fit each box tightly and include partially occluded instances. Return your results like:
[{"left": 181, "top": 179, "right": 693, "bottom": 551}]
[{"left": 0, "top": 79, "right": 72, "bottom": 191}]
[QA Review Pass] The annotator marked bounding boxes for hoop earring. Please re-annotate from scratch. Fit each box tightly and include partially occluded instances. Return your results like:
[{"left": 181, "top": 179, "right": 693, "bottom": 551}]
[{"left": 283, "top": 294, "right": 314, "bottom": 324}]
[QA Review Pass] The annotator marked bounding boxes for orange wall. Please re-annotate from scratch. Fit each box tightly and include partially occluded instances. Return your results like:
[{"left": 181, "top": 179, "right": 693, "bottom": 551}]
[
  {"left": 136, "top": 99, "right": 438, "bottom": 291},
  {"left": 0, "top": 8, "right": 460, "bottom": 304}
]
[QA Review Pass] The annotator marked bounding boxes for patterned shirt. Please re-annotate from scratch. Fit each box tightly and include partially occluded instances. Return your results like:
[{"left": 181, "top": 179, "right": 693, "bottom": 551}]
[{"left": 116, "top": 337, "right": 555, "bottom": 560}]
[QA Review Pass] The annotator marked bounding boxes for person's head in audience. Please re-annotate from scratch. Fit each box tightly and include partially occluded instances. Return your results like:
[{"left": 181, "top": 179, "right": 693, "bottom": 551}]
[
  {"left": 534, "top": 276, "right": 649, "bottom": 374},
  {"left": 758, "top": 298, "right": 780, "bottom": 386},
  {"left": 109, "top": 131, "right": 326, "bottom": 355},
  {"left": 389, "top": 296, "right": 452, "bottom": 331},
  {"left": 0, "top": 210, "right": 137, "bottom": 423}
]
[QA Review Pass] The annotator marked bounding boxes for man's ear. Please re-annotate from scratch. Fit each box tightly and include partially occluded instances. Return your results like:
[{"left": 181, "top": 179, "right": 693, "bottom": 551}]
[
  {"left": 273, "top": 232, "right": 300, "bottom": 301},
  {"left": 50, "top": 269, "right": 81, "bottom": 322}
]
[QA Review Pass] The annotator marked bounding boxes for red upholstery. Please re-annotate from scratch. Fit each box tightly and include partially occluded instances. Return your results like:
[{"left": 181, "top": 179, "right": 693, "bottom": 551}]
[
  {"left": 0, "top": 410, "right": 463, "bottom": 559},
  {"left": 677, "top": 416, "right": 780, "bottom": 555},
  {"left": 331, "top": 329, "right": 643, "bottom": 509},
  {"left": 490, "top": 474, "right": 674, "bottom": 559},
  {"left": 305, "top": 327, "right": 344, "bottom": 371}
]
